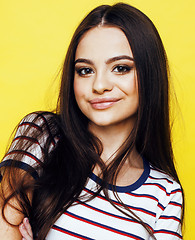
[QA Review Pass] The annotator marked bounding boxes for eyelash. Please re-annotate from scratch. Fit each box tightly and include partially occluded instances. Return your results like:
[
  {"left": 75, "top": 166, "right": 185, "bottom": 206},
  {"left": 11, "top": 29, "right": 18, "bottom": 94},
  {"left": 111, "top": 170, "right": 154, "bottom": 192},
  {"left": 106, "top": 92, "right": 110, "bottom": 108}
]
[
  {"left": 75, "top": 67, "right": 94, "bottom": 76},
  {"left": 75, "top": 65, "right": 132, "bottom": 76},
  {"left": 112, "top": 65, "right": 132, "bottom": 74}
]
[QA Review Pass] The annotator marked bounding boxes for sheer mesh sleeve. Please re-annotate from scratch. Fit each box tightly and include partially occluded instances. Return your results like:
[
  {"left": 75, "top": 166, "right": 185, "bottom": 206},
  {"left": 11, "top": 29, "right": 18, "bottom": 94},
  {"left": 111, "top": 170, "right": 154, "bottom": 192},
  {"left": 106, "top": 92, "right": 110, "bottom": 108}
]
[{"left": 0, "top": 112, "right": 58, "bottom": 181}]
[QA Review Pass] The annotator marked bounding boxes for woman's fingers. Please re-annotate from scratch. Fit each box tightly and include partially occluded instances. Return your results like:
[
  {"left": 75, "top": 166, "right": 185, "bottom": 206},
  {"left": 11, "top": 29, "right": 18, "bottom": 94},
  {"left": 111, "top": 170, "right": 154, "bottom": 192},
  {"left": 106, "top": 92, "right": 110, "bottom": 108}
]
[
  {"left": 23, "top": 218, "right": 33, "bottom": 237},
  {"left": 19, "top": 218, "right": 33, "bottom": 240},
  {"left": 19, "top": 224, "right": 31, "bottom": 240}
]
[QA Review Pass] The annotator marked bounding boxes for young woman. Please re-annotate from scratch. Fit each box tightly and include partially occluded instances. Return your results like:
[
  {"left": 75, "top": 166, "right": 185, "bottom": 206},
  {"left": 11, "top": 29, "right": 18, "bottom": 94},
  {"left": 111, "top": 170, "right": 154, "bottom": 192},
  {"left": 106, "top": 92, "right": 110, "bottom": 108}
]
[{"left": 0, "top": 3, "right": 184, "bottom": 240}]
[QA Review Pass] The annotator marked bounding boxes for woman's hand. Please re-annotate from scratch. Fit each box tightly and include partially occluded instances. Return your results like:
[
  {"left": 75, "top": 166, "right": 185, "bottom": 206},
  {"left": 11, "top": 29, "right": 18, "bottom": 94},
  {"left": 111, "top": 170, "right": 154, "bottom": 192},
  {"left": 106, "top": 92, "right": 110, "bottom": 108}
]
[{"left": 19, "top": 218, "right": 33, "bottom": 240}]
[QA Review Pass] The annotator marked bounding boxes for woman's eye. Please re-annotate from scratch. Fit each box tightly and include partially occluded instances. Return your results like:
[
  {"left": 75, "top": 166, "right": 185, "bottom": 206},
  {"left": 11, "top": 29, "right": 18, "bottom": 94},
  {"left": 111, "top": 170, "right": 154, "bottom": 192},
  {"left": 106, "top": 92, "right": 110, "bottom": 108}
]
[
  {"left": 76, "top": 67, "right": 94, "bottom": 76},
  {"left": 113, "top": 65, "right": 132, "bottom": 74}
]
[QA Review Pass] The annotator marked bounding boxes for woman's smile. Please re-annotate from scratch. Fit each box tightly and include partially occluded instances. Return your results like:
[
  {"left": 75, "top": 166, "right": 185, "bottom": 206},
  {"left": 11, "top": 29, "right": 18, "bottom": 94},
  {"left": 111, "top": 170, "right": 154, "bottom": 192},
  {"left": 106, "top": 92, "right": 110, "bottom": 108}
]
[{"left": 89, "top": 97, "right": 121, "bottom": 110}]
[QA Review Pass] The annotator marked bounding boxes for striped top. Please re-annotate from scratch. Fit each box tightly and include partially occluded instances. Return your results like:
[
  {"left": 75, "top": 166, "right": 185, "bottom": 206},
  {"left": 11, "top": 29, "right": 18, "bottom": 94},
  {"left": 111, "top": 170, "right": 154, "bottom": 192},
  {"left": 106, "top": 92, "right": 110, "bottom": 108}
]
[
  {"left": 46, "top": 164, "right": 183, "bottom": 240},
  {"left": 0, "top": 113, "right": 183, "bottom": 240}
]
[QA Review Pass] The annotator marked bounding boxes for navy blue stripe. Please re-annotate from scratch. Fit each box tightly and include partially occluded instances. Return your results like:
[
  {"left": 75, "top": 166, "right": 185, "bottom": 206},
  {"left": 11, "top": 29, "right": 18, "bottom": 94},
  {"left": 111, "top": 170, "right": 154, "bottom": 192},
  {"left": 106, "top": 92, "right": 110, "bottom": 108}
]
[
  {"left": 0, "top": 159, "right": 39, "bottom": 180},
  {"left": 158, "top": 202, "right": 165, "bottom": 210},
  {"left": 13, "top": 136, "right": 39, "bottom": 145},
  {"left": 65, "top": 211, "right": 145, "bottom": 240},
  {"left": 154, "top": 229, "right": 182, "bottom": 238},
  {"left": 19, "top": 121, "right": 42, "bottom": 132},
  {"left": 84, "top": 188, "right": 156, "bottom": 217},
  {"left": 170, "top": 201, "right": 182, "bottom": 207},
  {"left": 143, "top": 182, "right": 171, "bottom": 195},
  {"left": 6, "top": 150, "right": 42, "bottom": 165},
  {"left": 52, "top": 225, "right": 94, "bottom": 240},
  {"left": 125, "top": 192, "right": 158, "bottom": 202},
  {"left": 89, "top": 158, "right": 150, "bottom": 193},
  {"left": 159, "top": 215, "right": 181, "bottom": 222},
  {"left": 171, "top": 188, "right": 182, "bottom": 194},
  {"left": 77, "top": 200, "right": 153, "bottom": 231},
  {"left": 149, "top": 175, "right": 173, "bottom": 184},
  {"left": 39, "top": 114, "right": 56, "bottom": 146}
]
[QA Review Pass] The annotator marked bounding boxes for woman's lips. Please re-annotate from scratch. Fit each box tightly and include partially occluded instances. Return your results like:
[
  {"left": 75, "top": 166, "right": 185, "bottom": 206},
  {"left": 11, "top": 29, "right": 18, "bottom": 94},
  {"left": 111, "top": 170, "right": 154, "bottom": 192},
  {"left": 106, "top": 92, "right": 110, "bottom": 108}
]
[{"left": 89, "top": 98, "right": 120, "bottom": 110}]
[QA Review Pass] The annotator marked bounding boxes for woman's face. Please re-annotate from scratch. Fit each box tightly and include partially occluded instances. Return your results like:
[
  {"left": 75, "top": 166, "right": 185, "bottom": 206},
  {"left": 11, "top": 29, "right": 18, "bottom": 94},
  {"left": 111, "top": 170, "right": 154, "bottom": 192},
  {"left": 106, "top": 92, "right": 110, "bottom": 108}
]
[{"left": 74, "top": 26, "right": 138, "bottom": 128}]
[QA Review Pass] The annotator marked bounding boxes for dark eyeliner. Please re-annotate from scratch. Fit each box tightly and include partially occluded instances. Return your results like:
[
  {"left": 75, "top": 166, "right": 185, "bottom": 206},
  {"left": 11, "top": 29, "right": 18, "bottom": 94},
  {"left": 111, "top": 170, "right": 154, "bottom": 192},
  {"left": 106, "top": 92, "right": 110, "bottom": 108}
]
[
  {"left": 112, "top": 65, "right": 133, "bottom": 73},
  {"left": 75, "top": 66, "right": 93, "bottom": 76}
]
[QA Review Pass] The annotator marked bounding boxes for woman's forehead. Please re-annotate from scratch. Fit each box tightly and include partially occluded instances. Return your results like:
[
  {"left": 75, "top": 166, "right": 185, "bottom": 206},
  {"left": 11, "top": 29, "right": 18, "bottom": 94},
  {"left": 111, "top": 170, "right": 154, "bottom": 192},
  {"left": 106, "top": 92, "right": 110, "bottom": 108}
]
[{"left": 75, "top": 26, "right": 133, "bottom": 61}]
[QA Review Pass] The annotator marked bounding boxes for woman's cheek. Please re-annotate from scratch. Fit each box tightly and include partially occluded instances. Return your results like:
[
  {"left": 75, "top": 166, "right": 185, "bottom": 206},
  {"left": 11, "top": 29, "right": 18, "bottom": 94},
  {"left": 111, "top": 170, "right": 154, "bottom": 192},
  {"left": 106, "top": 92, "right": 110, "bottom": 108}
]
[
  {"left": 74, "top": 79, "right": 88, "bottom": 109},
  {"left": 74, "top": 78, "right": 82, "bottom": 100}
]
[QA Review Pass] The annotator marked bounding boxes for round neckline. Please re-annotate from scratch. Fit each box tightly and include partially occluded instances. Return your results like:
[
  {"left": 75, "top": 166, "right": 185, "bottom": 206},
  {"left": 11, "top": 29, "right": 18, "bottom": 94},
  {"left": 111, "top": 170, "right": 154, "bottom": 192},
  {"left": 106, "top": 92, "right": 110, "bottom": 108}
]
[{"left": 89, "top": 158, "right": 150, "bottom": 193}]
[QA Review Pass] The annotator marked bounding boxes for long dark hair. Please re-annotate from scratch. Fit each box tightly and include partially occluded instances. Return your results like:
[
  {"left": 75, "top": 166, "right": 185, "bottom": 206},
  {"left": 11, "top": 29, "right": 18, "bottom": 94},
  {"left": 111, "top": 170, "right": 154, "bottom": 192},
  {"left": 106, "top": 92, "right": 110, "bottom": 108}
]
[{"left": 0, "top": 3, "right": 184, "bottom": 239}]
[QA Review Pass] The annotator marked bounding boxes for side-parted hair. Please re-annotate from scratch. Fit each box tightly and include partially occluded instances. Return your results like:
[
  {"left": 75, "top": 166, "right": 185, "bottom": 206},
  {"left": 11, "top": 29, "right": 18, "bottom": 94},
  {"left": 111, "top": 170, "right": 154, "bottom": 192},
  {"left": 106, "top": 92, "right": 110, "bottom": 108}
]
[{"left": 0, "top": 3, "right": 184, "bottom": 239}]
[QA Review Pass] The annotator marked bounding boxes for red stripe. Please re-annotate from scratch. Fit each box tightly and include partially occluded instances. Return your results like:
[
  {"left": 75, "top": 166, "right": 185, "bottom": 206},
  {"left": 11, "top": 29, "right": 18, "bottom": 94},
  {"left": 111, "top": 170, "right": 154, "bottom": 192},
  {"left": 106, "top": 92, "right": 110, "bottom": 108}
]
[
  {"left": 65, "top": 212, "right": 142, "bottom": 240},
  {"left": 83, "top": 188, "right": 155, "bottom": 217},
  {"left": 171, "top": 189, "right": 182, "bottom": 195},
  {"left": 143, "top": 183, "right": 170, "bottom": 195},
  {"left": 126, "top": 192, "right": 158, "bottom": 202},
  {"left": 157, "top": 203, "right": 165, "bottom": 211},
  {"left": 13, "top": 136, "right": 39, "bottom": 145},
  {"left": 159, "top": 216, "right": 181, "bottom": 223},
  {"left": 19, "top": 122, "right": 42, "bottom": 131},
  {"left": 77, "top": 200, "right": 154, "bottom": 232},
  {"left": 39, "top": 115, "right": 56, "bottom": 146},
  {"left": 154, "top": 230, "right": 182, "bottom": 239},
  {"left": 20, "top": 120, "right": 56, "bottom": 147},
  {"left": 169, "top": 202, "right": 182, "bottom": 208},
  {"left": 6, "top": 150, "right": 41, "bottom": 165},
  {"left": 52, "top": 226, "right": 86, "bottom": 240},
  {"left": 148, "top": 175, "right": 173, "bottom": 184}
]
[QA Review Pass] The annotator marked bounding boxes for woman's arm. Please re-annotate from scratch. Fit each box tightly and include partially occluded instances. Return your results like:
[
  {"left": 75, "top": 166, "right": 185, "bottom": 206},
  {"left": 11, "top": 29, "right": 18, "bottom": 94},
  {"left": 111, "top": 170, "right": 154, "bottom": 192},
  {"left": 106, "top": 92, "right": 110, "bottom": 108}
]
[
  {"left": 0, "top": 169, "right": 33, "bottom": 240},
  {"left": 0, "top": 112, "right": 58, "bottom": 239},
  {"left": 149, "top": 182, "right": 183, "bottom": 240}
]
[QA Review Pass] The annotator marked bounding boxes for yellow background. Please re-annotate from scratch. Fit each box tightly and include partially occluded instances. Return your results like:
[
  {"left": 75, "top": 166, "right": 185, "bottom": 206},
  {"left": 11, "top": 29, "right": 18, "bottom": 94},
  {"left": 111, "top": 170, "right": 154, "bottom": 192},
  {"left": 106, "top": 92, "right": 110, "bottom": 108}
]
[{"left": 0, "top": 0, "right": 194, "bottom": 238}]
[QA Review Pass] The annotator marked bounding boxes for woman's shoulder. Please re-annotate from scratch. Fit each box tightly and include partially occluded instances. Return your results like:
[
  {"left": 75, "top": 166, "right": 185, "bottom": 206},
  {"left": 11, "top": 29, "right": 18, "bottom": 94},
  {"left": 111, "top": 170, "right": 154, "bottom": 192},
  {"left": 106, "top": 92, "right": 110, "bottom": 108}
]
[
  {"left": 147, "top": 165, "right": 182, "bottom": 194},
  {"left": 17, "top": 111, "right": 60, "bottom": 138},
  {"left": 19, "top": 111, "right": 59, "bottom": 128},
  {"left": 0, "top": 111, "right": 61, "bottom": 180}
]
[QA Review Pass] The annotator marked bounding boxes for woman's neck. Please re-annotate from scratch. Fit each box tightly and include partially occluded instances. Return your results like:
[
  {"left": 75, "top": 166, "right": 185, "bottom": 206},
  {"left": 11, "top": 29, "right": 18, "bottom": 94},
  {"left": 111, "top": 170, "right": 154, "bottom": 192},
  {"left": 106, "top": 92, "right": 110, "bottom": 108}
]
[
  {"left": 88, "top": 120, "right": 140, "bottom": 165},
  {"left": 89, "top": 123, "right": 128, "bottom": 157},
  {"left": 89, "top": 121, "right": 144, "bottom": 185}
]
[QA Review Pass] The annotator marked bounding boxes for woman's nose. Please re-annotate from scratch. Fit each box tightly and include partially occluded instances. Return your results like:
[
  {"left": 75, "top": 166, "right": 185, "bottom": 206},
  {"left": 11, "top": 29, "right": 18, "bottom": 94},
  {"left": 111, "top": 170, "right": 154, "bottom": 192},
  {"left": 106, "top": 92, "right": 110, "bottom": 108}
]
[{"left": 92, "top": 72, "right": 113, "bottom": 94}]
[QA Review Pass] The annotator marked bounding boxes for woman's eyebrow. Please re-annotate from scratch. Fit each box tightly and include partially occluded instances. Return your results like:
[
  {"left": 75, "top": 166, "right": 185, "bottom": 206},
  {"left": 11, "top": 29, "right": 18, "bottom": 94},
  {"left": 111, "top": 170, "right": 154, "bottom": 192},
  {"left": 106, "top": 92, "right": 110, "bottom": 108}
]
[
  {"left": 74, "top": 55, "right": 134, "bottom": 66},
  {"left": 106, "top": 55, "right": 134, "bottom": 64},
  {"left": 74, "top": 58, "right": 93, "bottom": 65}
]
